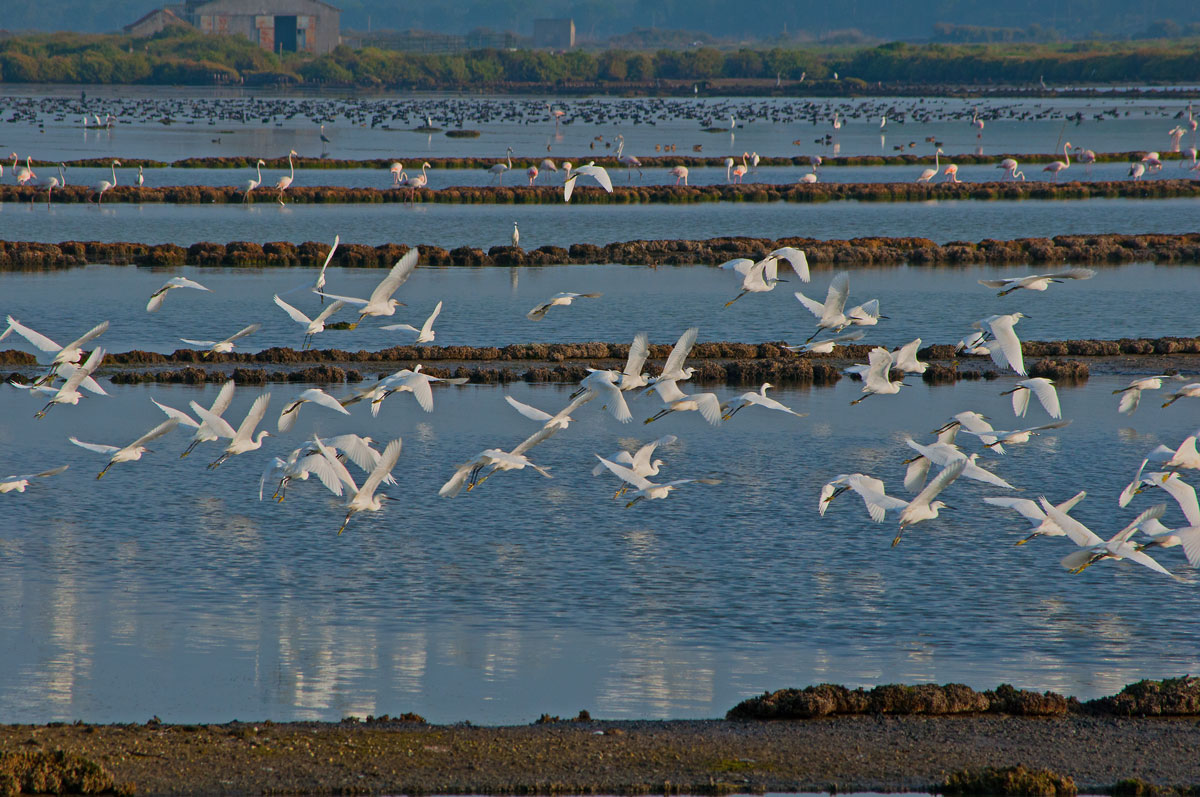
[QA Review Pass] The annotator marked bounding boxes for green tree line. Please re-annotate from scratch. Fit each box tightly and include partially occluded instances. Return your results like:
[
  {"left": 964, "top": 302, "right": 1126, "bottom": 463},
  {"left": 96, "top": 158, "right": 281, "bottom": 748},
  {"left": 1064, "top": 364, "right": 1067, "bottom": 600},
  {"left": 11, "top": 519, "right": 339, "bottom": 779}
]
[{"left": 4, "top": 29, "right": 1200, "bottom": 86}]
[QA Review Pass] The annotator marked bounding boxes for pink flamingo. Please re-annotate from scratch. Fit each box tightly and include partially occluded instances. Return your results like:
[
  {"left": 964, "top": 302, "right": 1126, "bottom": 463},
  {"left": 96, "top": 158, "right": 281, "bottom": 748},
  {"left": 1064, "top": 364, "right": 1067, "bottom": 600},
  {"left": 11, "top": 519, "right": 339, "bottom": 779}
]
[
  {"left": 526, "top": 164, "right": 539, "bottom": 186},
  {"left": 971, "top": 108, "right": 984, "bottom": 139},
  {"left": 407, "top": 161, "right": 430, "bottom": 203},
  {"left": 942, "top": 163, "right": 960, "bottom": 182},
  {"left": 389, "top": 161, "right": 404, "bottom": 187},
  {"left": 1042, "top": 141, "right": 1071, "bottom": 181},
  {"left": 916, "top": 148, "right": 942, "bottom": 183},
  {"left": 1073, "top": 147, "right": 1096, "bottom": 175},
  {"left": 1129, "top": 162, "right": 1146, "bottom": 180},
  {"left": 274, "top": 149, "right": 297, "bottom": 206},
  {"left": 997, "top": 158, "right": 1024, "bottom": 180},
  {"left": 668, "top": 165, "right": 689, "bottom": 185},
  {"left": 730, "top": 152, "right": 749, "bottom": 183}
]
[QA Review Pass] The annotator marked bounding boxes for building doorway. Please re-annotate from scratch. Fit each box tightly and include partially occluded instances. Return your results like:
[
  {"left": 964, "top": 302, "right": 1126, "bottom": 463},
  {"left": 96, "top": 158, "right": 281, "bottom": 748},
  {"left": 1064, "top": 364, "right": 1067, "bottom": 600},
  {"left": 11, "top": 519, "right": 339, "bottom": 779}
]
[{"left": 275, "top": 15, "right": 298, "bottom": 52}]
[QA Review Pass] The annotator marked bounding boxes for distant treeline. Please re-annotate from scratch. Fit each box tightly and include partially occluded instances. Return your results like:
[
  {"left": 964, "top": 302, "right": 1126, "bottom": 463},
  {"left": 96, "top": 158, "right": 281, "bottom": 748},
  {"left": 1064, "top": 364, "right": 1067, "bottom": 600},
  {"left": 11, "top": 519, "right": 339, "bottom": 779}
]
[{"left": 4, "top": 30, "right": 1200, "bottom": 87}]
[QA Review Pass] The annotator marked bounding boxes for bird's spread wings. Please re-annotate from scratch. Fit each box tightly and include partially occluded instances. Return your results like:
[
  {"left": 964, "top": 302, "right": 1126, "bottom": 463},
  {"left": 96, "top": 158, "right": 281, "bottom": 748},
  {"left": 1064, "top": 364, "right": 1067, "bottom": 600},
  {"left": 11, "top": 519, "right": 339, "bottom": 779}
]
[
  {"left": 209, "top": 380, "right": 236, "bottom": 416},
  {"left": 823, "top": 272, "right": 850, "bottom": 318},
  {"left": 190, "top": 399, "right": 238, "bottom": 439},
  {"left": 421, "top": 301, "right": 443, "bottom": 334},
  {"left": 151, "top": 398, "right": 200, "bottom": 428},
  {"left": 505, "top": 395, "right": 554, "bottom": 423},
  {"left": 914, "top": 459, "right": 966, "bottom": 506},
  {"left": 234, "top": 393, "right": 272, "bottom": 440},
  {"left": 5, "top": 316, "right": 61, "bottom": 353},
  {"left": 274, "top": 295, "right": 312, "bottom": 325},
  {"left": 595, "top": 455, "right": 653, "bottom": 490},
  {"left": 1042, "top": 499, "right": 1103, "bottom": 547},
  {"left": 694, "top": 393, "right": 723, "bottom": 426},
  {"left": 663, "top": 327, "right": 699, "bottom": 377},
  {"left": 369, "top": 248, "right": 419, "bottom": 305},
  {"left": 632, "top": 435, "right": 676, "bottom": 471},
  {"left": 69, "top": 437, "right": 120, "bottom": 455},
  {"left": 128, "top": 418, "right": 180, "bottom": 450},
  {"left": 62, "top": 321, "right": 110, "bottom": 355},
  {"left": 770, "top": 247, "right": 810, "bottom": 282},
  {"left": 359, "top": 438, "right": 402, "bottom": 499},
  {"left": 624, "top": 333, "right": 649, "bottom": 379},
  {"left": 224, "top": 323, "right": 261, "bottom": 344},
  {"left": 312, "top": 300, "right": 346, "bottom": 326},
  {"left": 718, "top": 258, "right": 755, "bottom": 276}
]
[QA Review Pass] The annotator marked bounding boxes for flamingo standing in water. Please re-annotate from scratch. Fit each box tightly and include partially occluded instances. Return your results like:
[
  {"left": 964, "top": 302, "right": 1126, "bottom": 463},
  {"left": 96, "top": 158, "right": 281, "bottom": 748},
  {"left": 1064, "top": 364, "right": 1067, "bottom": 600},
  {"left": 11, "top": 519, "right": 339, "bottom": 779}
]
[
  {"left": 38, "top": 163, "right": 66, "bottom": 205},
  {"left": 916, "top": 148, "right": 942, "bottom": 182},
  {"left": 406, "top": 162, "right": 430, "bottom": 204},
  {"left": 274, "top": 149, "right": 298, "bottom": 206},
  {"left": 489, "top": 147, "right": 513, "bottom": 184},
  {"left": 1129, "top": 162, "right": 1146, "bottom": 180},
  {"left": 668, "top": 165, "right": 689, "bottom": 185},
  {"left": 1074, "top": 147, "right": 1096, "bottom": 175},
  {"left": 730, "top": 152, "right": 749, "bottom": 183},
  {"left": 1042, "top": 141, "right": 1071, "bottom": 181},
  {"left": 91, "top": 160, "right": 120, "bottom": 203},
  {"left": 14, "top": 155, "right": 35, "bottom": 185},
  {"left": 526, "top": 164, "right": 539, "bottom": 186},
  {"left": 389, "top": 161, "right": 404, "bottom": 186},
  {"left": 942, "top": 163, "right": 960, "bottom": 183},
  {"left": 724, "top": 156, "right": 735, "bottom": 182},
  {"left": 971, "top": 108, "right": 984, "bottom": 139},
  {"left": 1141, "top": 152, "right": 1163, "bottom": 173},
  {"left": 243, "top": 159, "right": 266, "bottom": 202},
  {"left": 997, "top": 158, "right": 1024, "bottom": 180}
]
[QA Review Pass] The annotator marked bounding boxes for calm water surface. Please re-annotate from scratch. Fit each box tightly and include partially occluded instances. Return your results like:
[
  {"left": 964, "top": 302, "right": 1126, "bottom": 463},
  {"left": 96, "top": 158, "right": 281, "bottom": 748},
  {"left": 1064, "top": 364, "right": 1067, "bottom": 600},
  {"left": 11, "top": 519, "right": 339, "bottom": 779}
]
[
  {"left": 3, "top": 198, "right": 1198, "bottom": 248},
  {"left": 1, "top": 262, "right": 1197, "bottom": 353},
  {"left": 1, "top": 376, "right": 1198, "bottom": 724}
]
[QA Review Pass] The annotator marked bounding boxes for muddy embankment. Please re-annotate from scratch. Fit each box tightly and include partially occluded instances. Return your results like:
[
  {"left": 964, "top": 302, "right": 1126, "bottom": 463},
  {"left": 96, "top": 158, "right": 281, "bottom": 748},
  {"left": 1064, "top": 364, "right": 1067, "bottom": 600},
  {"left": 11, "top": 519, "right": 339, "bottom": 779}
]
[
  {"left": 6, "top": 179, "right": 1200, "bottom": 206},
  {"left": 2, "top": 678, "right": 1199, "bottom": 796},
  {"left": 52, "top": 150, "right": 1200, "bottom": 170},
  {"left": 6, "top": 233, "right": 1200, "bottom": 271},
  {"left": 9, "top": 337, "right": 1200, "bottom": 386}
]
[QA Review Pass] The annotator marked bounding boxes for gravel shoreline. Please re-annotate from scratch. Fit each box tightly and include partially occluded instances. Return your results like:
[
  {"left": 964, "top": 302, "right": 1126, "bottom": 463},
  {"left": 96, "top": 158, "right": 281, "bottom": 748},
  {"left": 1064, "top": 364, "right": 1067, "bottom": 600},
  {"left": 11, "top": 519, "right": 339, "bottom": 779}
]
[{"left": 4, "top": 715, "right": 1199, "bottom": 795}]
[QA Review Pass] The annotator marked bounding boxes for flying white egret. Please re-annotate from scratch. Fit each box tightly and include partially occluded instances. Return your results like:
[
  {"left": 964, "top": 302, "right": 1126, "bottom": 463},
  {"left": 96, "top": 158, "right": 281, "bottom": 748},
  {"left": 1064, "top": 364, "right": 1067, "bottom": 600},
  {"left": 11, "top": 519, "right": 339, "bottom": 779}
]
[
  {"left": 163, "top": 380, "right": 236, "bottom": 458},
  {"left": 367, "top": 365, "right": 467, "bottom": 415},
  {"left": 526, "top": 292, "right": 602, "bottom": 321},
  {"left": 959, "top": 419, "right": 1071, "bottom": 449},
  {"left": 35, "top": 346, "right": 104, "bottom": 419},
  {"left": 850, "top": 347, "right": 905, "bottom": 405},
  {"left": 574, "top": 369, "right": 632, "bottom": 423},
  {"left": 594, "top": 454, "right": 720, "bottom": 508},
  {"left": 784, "top": 330, "right": 864, "bottom": 354},
  {"left": 1134, "top": 516, "right": 1200, "bottom": 566},
  {"left": 644, "top": 377, "right": 722, "bottom": 427},
  {"left": 190, "top": 393, "right": 272, "bottom": 469},
  {"left": 978, "top": 268, "right": 1095, "bottom": 296},
  {"left": 894, "top": 459, "right": 967, "bottom": 546},
  {"left": 505, "top": 393, "right": 586, "bottom": 432},
  {"left": 592, "top": 435, "right": 677, "bottom": 497},
  {"left": 616, "top": 332, "right": 651, "bottom": 390},
  {"left": 1, "top": 316, "right": 109, "bottom": 366},
  {"left": 1, "top": 465, "right": 68, "bottom": 494},
  {"left": 818, "top": 473, "right": 907, "bottom": 523},
  {"left": 1114, "top": 375, "right": 1173, "bottom": 415},
  {"left": 1148, "top": 430, "right": 1200, "bottom": 470},
  {"left": 70, "top": 418, "right": 179, "bottom": 479},
  {"left": 563, "top": 161, "right": 613, "bottom": 202},
  {"left": 955, "top": 329, "right": 991, "bottom": 356},
  {"left": 312, "top": 234, "right": 338, "bottom": 301},
  {"left": 794, "top": 271, "right": 851, "bottom": 341},
  {"left": 845, "top": 299, "right": 885, "bottom": 328},
  {"left": 1002, "top": 377, "right": 1062, "bottom": 419},
  {"left": 146, "top": 276, "right": 211, "bottom": 313},
  {"left": 261, "top": 444, "right": 347, "bottom": 502},
  {"left": 1118, "top": 458, "right": 1150, "bottom": 508},
  {"left": 721, "top": 383, "right": 806, "bottom": 421},
  {"left": 326, "top": 437, "right": 403, "bottom": 535},
  {"left": 720, "top": 248, "right": 810, "bottom": 307},
  {"left": 381, "top": 300, "right": 442, "bottom": 343},
  {"left": 934, "top": 411, "right": 1006, "bottom": 454},
  {"left": 975, "top": 313, "right": 1028, "bottom": 375},
  {"left": 903, "top": 438, "right": 1015, "bottom": 491},
  {"left": 277, "top": 388, "right": 350, "bottom": 433},
  {"left": 643, "top": 327, "right": 699, "bottom": 393},
  {"left": 180, "top": 323, "right": 261, "bottom": 357},
  {"left": 983, "top": 490, "right": 1087, "bottom": 544},
  {"left": 900, "top": 426, "right": 962, "bottom": 494},
  {"left": 318, "top": 248, "right": 419, "bottom": 329},
  {"left": 891, "top": 339, "right": 927, "bottom": 374},
  {"left": 1048, "top": 503, "right": 1178, "bottom": 578},
  {"left": 273, "top": 295, "right": 346, "bottom": 350},
  {"left": 1162, "top": 383, "right": 1200, "bottom": 408}
]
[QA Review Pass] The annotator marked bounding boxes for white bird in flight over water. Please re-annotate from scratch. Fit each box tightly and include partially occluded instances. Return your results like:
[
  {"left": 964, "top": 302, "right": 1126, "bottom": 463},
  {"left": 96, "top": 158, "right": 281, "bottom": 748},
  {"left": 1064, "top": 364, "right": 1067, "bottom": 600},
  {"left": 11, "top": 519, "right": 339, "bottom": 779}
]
[
  {"left": 312, "top": 234, "right": 338, "bottom": 301},
  {"left": 594, "top": 454, "right": 720, "bottom": 508},
  {"left": 381, "top": 300, "right": 442, "bottom": 343},
  {"left": 526, "top": 292, "right": 602, "bottom": 321},
  {"left": 181, "top": 323, "right": 261, "bottom": 357},
  {"left": 983, "top": 490, "right": 1087, "bottom": 544},
  {"left": 273, "top": 295, "right": 346, "bottom": 349},
  {"left": 319, "top": 247, "right": 419, "bottom": 329},
  {"left": 70, "top": 418, "right": 179, "bottom": 479},
  {"left": 277, "top": 388, "right": 351, "bottom": 433},
  {"left": 35, "top": 346, "right": 104, "bottom": 419},
  {"left": 592, "top": 435, "right": 677, "bottom": 497},
  {"left": 146, "top": 276, "right": 211, "bottom": 313},
  {"left": 1, "top": 465, "right": 68, "bottom": 494},
  {"left": 190, "top": 393, "right": 272, "bottom": 469},
  {"left": 894, "top": 459, "right": 967, "bottom": 546},
  {"left": 1, "top": 316, "right": 109, "bottom": 366},
  {"left": 1114, "top": 375, "right": 1173, "bottom": 415},
  {"left": 1002, "top": 377, "right": 1062, "bottom": 418},
  {"left": 818, "top": 473, "right": 907, "bottom": 523},
  {"left": 794, "top": 271, "right": 852, "bottom": 341},
  {"left": 721, "top": 383, "right": 807, "bottom": 421},
  {"left": 978, "top": 268, "right": 1095, "bottom": 296},
  {"left": 563, "top": 161, "right": 613, "bottom": 202},
  {"left": 318, "top": 437, "right": 404, "bottom": 535},
  {"left": 850, "top": 347, "right": 905, "bottom": 405},
  {"left": 975, "top": 313, "right": 1028, "bottom": 376}
]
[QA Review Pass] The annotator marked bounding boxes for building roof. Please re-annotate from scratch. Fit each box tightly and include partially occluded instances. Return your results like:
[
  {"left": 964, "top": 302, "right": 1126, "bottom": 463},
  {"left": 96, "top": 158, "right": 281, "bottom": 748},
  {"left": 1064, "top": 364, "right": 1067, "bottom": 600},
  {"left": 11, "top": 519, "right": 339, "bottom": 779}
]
[
  {"left": 186, "top": 0, "right": 341, "bottom": 13},
  {"left": 123, "top": 7, "right": 191, "bottom": 32}
]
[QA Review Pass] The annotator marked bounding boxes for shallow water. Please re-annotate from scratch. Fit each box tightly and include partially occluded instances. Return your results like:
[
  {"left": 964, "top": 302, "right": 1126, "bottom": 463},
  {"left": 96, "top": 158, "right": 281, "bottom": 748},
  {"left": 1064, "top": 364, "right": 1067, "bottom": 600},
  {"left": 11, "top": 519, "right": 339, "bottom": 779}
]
[
  {"left": 1, "top": 262, "right": 1197, "bottom": 354},
  {"left": 2, "top": 88, "right": 1196, "bottom": 162},
  {"left": 50, "top": 160, "right": 1189, "bottom": 192},
  {"left": 2, "top": 374, "right": 1198, "bottom": 724},
  {"left": 4, "top": 197, "right": 1199, "bottom": 248}
]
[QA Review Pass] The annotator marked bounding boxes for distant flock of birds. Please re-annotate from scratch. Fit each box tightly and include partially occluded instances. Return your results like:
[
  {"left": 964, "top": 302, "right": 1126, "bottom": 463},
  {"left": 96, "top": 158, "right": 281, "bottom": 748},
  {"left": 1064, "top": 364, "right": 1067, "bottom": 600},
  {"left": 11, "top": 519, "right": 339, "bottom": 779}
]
[{"left": 3, "top": 238, "right": 1199, "bottom": 581}]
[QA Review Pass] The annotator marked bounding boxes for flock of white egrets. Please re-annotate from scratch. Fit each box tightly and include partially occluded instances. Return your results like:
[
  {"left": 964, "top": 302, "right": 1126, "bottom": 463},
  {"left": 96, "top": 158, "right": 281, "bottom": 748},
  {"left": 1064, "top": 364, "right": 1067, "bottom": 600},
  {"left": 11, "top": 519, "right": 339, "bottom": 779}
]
[{"left": 3, "top": 246, "right": 1200, "bottom": 572}]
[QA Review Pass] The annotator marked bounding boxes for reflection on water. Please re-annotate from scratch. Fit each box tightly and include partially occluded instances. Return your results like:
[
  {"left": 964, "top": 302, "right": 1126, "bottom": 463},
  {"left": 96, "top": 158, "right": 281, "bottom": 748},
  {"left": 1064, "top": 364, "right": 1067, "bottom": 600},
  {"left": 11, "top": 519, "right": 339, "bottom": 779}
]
[
  {"left": 1, "top": 262, "right": 1197, "bottom": 355},
  {"left": 4, "top": 198, "right": 1197, "bottom": 249},
  {"left": 1, "top": 376, "right": 1198, "bottom": 724}
]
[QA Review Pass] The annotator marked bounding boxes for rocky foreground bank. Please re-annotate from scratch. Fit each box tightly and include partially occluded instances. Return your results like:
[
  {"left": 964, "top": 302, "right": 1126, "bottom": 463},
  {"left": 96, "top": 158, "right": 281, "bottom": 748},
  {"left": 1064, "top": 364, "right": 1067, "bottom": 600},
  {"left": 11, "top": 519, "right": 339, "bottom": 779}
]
[{"left": 4, "top": 679, "right": 1200, "bottom": 795}]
